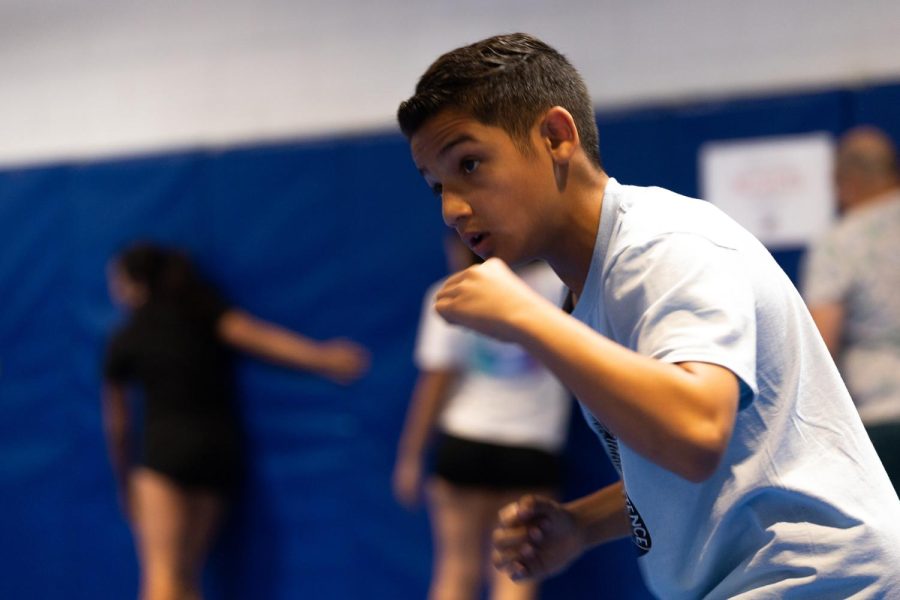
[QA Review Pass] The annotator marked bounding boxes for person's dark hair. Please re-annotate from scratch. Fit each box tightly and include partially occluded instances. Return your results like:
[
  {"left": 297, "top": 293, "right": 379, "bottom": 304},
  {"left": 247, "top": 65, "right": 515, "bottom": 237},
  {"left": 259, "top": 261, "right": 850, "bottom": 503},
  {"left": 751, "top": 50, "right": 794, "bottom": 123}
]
[
  {"left": 116, "top": 242, "right": 223, "bottom": 323},
  {"left": 117, "top": 242, "right": 194, "bottom": 301},
  {"left": 397, "top": 33, "right": 602, "bottom": 168}
]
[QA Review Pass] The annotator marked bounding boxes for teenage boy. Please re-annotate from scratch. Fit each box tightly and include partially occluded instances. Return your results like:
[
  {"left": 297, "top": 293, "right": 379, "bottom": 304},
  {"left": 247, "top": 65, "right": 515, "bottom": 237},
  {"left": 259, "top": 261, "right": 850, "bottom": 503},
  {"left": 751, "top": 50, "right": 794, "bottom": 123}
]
[{"left": 397, "top": 33, "right": 900, "bottom": 598}]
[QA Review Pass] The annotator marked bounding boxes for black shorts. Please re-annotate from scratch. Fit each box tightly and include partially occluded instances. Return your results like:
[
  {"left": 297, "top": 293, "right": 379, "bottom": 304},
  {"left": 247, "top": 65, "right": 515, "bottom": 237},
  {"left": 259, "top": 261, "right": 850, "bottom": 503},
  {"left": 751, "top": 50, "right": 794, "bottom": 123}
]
[
  {"left": 139, "top": 417, "right": 243, "bottom": 495},
  {"left": 432, "top": 432, "right": 562, "bottom": 490}
]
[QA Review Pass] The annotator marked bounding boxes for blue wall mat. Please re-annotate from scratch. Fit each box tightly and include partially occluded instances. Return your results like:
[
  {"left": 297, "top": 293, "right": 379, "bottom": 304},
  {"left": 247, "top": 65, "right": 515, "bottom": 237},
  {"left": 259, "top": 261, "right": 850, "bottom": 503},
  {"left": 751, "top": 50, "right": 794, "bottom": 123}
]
[
  {"left": 2, "top": 80, "right": 897, "bottom": 599},
  {"left": 598, "top": 89, "right": 848, "bottom": 283},
  {"left": 851, "top": 82, "right": 900, "bottom": 144}
]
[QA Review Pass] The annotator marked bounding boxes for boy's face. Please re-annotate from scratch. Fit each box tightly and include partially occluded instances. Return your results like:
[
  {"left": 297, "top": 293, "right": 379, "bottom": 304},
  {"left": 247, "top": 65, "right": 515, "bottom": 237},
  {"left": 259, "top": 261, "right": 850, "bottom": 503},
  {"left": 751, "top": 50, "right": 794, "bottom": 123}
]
[{"left": 410, "top": 109, "right": 558, "bottom": 265}]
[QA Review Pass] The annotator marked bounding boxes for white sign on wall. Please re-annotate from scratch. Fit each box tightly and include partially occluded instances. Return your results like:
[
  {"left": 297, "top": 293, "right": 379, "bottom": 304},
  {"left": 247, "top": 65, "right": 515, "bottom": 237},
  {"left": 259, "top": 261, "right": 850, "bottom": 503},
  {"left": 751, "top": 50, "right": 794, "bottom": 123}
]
[{"left": 699, "top": 133, "right": 836, "bottom": 248}]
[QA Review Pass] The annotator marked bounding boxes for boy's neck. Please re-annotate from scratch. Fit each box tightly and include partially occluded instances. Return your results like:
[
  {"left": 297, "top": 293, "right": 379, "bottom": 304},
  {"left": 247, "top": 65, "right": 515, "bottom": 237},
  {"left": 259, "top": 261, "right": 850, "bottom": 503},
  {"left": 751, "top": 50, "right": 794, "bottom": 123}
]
[{"left": 546, "top": 167, "right": 609, "bottom": 298}]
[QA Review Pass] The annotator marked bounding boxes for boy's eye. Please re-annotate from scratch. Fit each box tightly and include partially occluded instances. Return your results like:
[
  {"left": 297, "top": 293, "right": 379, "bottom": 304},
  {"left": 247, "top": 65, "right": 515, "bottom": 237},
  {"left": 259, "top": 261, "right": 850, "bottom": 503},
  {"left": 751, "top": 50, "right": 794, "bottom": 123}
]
[
  {"left": 462, "top": 159, "right": 480, "bottom": 174},
  {"left": 431, "top": 183, "right": 443, "bottom": 198}
]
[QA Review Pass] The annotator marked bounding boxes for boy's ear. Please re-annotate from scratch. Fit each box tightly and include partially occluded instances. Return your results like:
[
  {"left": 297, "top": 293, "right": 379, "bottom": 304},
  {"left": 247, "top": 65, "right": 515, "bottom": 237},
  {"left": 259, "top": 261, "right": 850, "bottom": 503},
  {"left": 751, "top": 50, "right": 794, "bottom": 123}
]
[{"left": 539, "top": 106, "right": 580, "bottom": 164}]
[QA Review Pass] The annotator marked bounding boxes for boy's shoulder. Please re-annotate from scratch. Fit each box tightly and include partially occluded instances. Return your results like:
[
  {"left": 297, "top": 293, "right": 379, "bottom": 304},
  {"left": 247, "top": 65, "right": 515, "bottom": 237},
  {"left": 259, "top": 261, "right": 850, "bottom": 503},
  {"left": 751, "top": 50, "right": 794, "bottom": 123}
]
[{"left": 611, "top": 181, "right": 745, "bottom": 252}]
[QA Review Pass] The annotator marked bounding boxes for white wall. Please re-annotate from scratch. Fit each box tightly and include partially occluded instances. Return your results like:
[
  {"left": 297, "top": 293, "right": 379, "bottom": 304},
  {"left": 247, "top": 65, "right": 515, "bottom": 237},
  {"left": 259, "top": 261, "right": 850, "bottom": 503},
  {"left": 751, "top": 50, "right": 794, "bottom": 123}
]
[{"left": 2, "top": 0, "right": 899, "bottom": 167}]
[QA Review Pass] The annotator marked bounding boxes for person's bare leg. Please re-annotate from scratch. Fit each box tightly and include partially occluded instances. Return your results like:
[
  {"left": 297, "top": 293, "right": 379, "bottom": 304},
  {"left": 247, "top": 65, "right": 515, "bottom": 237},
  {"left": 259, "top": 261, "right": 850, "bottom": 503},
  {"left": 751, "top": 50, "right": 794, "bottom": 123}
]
[
  {"left": 489, "top": 562, "right": 538, "bottom": 600},
  {"left": 130, "top": 468, "right": 193, "bottom": 600},
  {"left": 426, "top": 477, "right": 489, "bottom": 600},
  {"left": 180, "top": 488, "right": 227, "bottom": 600},
  {"left": 487, "top": 488, "right": 554, "bottom": 600}
]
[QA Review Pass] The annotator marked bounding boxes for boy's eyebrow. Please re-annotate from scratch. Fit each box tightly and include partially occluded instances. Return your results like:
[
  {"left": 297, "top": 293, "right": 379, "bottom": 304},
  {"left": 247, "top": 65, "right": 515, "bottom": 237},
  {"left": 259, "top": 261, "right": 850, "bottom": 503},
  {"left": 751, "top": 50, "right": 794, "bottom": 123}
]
[
  {"left": 416, "top": 134, "right": 478, "bottom": 176},
  {"left": 438, "top": 134, "right": 476, "bottom": 159}
]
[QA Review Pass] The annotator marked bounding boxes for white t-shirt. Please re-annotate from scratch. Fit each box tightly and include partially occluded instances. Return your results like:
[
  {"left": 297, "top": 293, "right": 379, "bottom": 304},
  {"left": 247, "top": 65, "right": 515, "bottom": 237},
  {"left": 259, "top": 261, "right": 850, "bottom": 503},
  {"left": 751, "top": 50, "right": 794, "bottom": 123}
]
[
  {"left": 802, "top": 190, "right": 900, "bottom": 425},
  {"left": 415, "top": 261, "right": 571, "bottom": 453},
  {"left": 572, "top": 178, "right": 900, "bottom": 599}
]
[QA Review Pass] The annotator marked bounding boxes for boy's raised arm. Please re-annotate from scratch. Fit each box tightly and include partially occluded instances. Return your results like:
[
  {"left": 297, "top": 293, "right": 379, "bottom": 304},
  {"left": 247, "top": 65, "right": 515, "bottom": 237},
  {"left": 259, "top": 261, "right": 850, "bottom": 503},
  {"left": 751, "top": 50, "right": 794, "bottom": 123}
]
[{"left": 436, "top": 258, "right": 740, "bottom": 483}]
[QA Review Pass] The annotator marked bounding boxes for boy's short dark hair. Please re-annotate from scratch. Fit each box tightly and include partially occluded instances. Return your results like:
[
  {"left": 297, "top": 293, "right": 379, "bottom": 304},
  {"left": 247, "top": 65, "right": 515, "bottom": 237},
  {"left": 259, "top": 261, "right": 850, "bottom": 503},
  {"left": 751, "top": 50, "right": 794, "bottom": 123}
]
[{"left": 397, "top": 33, "right": 602, "bottom": 168}]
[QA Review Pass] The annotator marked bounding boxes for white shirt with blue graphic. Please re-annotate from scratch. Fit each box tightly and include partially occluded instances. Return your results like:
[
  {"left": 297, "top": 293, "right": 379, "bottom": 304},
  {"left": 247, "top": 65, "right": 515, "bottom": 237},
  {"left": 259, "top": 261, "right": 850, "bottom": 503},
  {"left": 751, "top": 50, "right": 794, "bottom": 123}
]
[{"left": 415, "top": 261, "right": 571, "bottom": 453}]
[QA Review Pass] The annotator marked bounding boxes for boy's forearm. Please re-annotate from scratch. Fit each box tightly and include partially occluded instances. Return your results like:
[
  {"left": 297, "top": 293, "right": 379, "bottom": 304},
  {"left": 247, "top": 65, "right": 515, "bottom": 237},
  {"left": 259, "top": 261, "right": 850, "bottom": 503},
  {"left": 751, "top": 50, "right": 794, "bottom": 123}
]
[
  {"left": 565, "top": 481, "right": 631, "bottom": 547},
  {"left": 508, "top": 302, "right": 736, "bottom": 482}
]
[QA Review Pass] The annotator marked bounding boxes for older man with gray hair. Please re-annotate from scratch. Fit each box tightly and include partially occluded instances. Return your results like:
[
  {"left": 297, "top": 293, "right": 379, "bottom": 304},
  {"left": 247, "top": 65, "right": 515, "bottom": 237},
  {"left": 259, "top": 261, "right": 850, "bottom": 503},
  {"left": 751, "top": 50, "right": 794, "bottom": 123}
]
[{"left": 803, "top": 125, "right": 900, "bottom": 495}]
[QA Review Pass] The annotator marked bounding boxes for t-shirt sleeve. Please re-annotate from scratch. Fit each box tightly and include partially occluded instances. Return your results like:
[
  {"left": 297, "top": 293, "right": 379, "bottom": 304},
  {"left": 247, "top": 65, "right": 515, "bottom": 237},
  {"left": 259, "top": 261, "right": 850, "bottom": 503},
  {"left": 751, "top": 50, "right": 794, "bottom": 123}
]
[
  {"left": 191, "top": 282, "right": 231, "bottom": 331},
  {"left": 413, "top": 282, "right": 469, "bottom": 371},
  {"left": 801, "top": 230, "right": 853, "bottom": 306},
  {"left": 103, "top": 330, "right": 134, "bottom": 383},
  {"left": 605, "top": 232, "right": 758, "bottom": 407}
]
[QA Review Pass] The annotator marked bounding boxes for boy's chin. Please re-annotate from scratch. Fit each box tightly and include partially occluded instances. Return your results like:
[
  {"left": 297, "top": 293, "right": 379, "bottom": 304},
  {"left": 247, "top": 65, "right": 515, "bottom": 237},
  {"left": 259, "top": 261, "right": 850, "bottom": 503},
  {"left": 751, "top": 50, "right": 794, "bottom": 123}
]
[{"left": 489, "top": 249, "right": 531, "bottom": 267}]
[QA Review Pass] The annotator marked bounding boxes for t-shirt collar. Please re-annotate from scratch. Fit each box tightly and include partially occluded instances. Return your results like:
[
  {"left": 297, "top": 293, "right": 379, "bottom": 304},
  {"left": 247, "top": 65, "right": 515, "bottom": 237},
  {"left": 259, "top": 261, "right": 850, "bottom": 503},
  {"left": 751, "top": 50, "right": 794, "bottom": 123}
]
[{"left": 571, "top": 177, "right": 622, "bottom": 321}]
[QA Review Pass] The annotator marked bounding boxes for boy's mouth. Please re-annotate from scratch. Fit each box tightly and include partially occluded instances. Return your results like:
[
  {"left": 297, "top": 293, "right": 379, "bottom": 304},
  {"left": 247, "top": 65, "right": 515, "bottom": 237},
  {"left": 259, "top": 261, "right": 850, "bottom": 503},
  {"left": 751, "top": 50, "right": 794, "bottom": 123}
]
[{"left": 465, "top": 231, "right": 488, "bottom": 252}]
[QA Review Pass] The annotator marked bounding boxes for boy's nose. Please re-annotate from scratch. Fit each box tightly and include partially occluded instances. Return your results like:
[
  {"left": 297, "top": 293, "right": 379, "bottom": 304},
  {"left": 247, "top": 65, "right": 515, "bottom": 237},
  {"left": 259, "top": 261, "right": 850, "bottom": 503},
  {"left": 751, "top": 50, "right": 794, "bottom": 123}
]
[{"left": 441, "top": 192, "right": 471, "bottom": 227}]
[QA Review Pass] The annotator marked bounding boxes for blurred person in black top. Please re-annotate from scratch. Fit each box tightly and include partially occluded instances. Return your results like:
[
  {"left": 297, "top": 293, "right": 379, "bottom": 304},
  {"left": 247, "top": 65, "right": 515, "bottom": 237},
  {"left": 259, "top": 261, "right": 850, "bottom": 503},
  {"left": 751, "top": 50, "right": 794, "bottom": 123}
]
[{"left": 103, "top": 242, "right": 369, "bottom": 600}]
